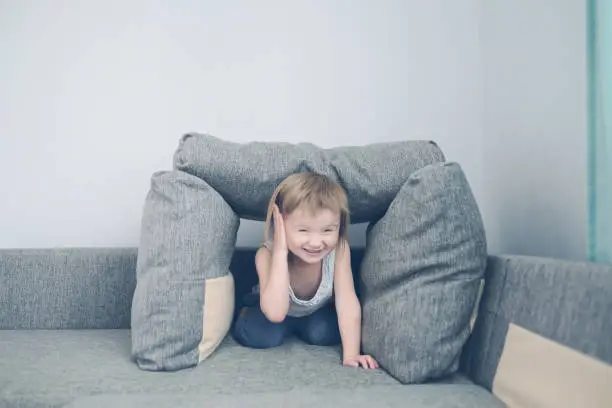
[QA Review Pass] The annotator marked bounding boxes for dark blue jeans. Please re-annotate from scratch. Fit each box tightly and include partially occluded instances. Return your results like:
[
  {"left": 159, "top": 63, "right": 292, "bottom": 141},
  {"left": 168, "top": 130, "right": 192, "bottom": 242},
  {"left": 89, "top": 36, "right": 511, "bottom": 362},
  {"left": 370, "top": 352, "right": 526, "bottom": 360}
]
[{"left": 232, "top": 303, "right": 341, "bottom": 349}]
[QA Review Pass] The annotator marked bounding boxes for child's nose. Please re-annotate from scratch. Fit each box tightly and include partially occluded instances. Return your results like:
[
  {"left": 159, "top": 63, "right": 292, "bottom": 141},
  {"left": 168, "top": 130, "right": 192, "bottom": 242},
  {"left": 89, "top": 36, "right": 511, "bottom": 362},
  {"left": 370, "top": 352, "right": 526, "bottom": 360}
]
[{"left": 307, "top": 236, "right": 324, "bottom": 247}]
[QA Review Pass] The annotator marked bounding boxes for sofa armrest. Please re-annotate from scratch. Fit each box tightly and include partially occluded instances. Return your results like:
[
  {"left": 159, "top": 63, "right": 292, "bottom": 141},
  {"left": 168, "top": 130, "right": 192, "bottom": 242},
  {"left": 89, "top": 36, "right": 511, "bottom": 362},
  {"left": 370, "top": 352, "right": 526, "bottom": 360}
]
[{"left": 461, "top": 254, "right": 612, "bottom": 389}]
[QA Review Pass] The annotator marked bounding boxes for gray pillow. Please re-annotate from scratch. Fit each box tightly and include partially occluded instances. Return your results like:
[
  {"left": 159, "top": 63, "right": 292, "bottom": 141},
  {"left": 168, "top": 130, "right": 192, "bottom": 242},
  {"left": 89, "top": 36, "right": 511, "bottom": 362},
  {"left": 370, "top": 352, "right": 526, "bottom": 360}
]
[
  {"left": 131, "top": 170, "right": 239, "bottom": 371},
  {"left": 173, "top": 133, "right": 445, "bottom": 223},
  {"left": 360, "top": 162, "right": 487, "bottom": 384}
]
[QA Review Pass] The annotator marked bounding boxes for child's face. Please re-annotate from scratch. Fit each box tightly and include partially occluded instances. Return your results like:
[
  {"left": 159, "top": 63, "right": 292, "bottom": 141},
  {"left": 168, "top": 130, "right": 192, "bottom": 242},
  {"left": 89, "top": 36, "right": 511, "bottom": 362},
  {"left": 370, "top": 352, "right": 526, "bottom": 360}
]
[{"left": 283, "top": 206, "right": 341, "bottom": 264}]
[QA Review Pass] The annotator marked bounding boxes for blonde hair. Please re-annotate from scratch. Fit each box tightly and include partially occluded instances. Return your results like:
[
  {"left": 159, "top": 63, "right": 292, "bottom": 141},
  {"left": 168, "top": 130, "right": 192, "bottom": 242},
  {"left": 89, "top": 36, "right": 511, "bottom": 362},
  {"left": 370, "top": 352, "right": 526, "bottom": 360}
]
[{"left": 264, "top": 172, "right": 350, "bottom": 246}]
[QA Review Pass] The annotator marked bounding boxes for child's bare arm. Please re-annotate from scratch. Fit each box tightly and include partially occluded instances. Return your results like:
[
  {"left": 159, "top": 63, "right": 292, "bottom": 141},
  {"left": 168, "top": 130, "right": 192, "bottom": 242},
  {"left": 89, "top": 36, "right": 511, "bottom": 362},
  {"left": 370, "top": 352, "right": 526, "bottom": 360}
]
[
  {"left": 333, "top": 243, "right": 378, "bottom": 369},
  {"left": 333, "top": 244, "right": 363, "bottom": 359},
  {"left": 255, "top": 247, "right": 290, "bottom": 322}
]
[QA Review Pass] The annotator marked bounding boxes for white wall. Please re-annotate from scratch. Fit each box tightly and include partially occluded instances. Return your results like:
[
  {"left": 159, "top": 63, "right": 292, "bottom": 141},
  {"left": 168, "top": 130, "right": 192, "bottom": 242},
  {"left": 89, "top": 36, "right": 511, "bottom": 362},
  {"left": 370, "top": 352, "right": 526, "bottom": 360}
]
[
  {"left": 0, "top": 0, "right": 484, "bottom": 249},
  {"left": 481, "top": 0, "right": 588, "bottom": 260},
  {"left": 0, "top": 1, "right": 588, "bottom": 260}
]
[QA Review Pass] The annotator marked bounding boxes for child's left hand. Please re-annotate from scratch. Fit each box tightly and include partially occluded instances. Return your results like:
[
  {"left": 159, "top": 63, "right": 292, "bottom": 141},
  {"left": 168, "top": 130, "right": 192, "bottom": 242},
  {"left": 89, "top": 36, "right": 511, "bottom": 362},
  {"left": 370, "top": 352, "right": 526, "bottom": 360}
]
[{"left": 343, "top": 354, "right": 379, "bottom": 370}]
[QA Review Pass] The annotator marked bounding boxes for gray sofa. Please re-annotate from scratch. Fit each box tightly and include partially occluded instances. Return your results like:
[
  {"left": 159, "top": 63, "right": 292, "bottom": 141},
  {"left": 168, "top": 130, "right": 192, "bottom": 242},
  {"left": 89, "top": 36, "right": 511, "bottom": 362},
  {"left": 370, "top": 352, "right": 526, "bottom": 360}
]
[{"left": 2, "top": 247, "right": 611, "bottom": 408}]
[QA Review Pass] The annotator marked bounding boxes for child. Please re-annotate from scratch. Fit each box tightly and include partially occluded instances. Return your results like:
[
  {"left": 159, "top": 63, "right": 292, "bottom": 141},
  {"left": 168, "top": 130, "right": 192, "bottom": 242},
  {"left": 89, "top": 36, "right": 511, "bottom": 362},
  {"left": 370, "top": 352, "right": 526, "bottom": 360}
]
[{"left": 232, "top": 172, "right": 378, "bottom": 370}]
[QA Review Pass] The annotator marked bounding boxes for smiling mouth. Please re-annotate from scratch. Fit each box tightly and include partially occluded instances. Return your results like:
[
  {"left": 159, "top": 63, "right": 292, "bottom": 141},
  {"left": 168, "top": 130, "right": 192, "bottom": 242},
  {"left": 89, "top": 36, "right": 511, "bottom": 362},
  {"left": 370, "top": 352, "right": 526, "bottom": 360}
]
[{"left": 303, "top": 248, "right": 324, "bottom": 254}]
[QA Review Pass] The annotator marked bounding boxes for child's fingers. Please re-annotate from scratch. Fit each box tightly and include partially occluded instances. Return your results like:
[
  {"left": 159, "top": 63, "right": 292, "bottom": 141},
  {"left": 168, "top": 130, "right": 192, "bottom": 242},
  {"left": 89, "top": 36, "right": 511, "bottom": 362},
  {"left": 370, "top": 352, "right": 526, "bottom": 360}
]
[
  {"left": 363, "top": 356, "right": 377, "bottom": 369},
  {"left": 273, "top": 204, "right": 279, "bottom": 219},
  {"left": 273, "top": 206, "right": 282, "bottom": 228},
  {"left": 366, "top": 356, "right": 376, "bottom": 369},
  {"left": 273, "top": 205, "right": 283, "bottom": 226}
]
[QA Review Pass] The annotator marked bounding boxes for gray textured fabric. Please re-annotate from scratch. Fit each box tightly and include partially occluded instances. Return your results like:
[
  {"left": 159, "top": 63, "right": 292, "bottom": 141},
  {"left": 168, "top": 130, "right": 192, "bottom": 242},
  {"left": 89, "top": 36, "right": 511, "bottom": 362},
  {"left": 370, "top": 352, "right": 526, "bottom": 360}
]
[
  {"left": 461, "top": 254, "right": 612, "bottom": 390},
  {"left": 0, "top": 247, "right": 136, "bottom": 330},
  {"left": 0, "top": 247, "right": 299, "bottom": 331},
  {"left": 173, "top": 133, "right": 445, "bottom": 223},
  {"left": 360, "top": 162, "right": 487, "bottom": 384},
  {"left": 131, "top": 170, "right": 240, "bottom": 371},
  {"left": 0, "top": 329, "right": 457, "bottom": 408},
  {"left": 64, "top": 385, "right": 504, "bottom": 408}
]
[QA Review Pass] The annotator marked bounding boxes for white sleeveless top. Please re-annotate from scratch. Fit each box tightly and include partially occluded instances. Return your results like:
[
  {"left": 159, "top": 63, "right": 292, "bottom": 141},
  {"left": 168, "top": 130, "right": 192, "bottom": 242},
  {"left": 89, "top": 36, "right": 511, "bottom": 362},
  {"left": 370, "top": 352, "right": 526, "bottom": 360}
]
[{"left": 253, "top": 242, "right": 336, "bottom": 318}]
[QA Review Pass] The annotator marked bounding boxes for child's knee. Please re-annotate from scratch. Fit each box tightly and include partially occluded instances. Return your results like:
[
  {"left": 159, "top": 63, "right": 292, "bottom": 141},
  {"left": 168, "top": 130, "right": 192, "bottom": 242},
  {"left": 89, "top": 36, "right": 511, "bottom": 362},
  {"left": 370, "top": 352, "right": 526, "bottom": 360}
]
[
  {"left": 301, "top": 314, "right": 340, "bottom": 346},
  {"left": 232, "top": 307, "right": 286, "bottom": 349}
]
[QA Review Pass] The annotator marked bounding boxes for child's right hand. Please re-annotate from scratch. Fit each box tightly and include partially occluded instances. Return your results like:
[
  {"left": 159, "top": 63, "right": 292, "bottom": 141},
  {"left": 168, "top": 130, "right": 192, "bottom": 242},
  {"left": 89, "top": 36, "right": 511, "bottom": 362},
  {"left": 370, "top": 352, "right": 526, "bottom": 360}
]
[{"left": 273, "top": 204, "right": 288, "bottom": 254}]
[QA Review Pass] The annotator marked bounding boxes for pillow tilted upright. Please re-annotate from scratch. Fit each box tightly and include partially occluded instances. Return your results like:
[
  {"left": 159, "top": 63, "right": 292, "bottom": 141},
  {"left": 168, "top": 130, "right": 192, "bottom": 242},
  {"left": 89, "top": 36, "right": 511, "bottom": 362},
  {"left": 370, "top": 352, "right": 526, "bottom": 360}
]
[
  {"left": 131, "top": 170, "right": 238, "bottom": 371},
  {"left": 360, "top": 162, "right": 487, "bottom": 384}
]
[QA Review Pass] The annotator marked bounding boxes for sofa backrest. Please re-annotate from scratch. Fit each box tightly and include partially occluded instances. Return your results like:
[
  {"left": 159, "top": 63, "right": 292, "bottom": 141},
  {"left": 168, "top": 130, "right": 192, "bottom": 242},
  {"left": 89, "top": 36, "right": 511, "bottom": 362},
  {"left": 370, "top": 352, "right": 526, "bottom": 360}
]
[
  {"left": 0, "top": 247, "right": 366, "bottom": 331},
  {"left": 0, "top": 247, "right": 137, "bottom": 330}
]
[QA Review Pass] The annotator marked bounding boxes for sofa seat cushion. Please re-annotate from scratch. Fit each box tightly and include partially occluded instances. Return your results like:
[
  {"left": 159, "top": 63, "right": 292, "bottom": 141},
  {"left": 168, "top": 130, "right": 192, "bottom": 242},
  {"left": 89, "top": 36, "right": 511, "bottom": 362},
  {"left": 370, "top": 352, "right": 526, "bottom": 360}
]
[
  {"left": 0, "top": 329, "right": 478, "bottom": 408},
  {"left": 65, "top": 385, "right": 505, "bottom": 408}
]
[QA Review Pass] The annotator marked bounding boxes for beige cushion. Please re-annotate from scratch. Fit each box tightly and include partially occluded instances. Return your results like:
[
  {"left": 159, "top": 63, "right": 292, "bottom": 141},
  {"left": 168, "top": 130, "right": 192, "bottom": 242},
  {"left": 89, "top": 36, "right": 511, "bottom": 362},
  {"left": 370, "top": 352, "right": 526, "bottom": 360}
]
[{"left": 493, "top": 323, "right": 612, "bottom": 408}]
